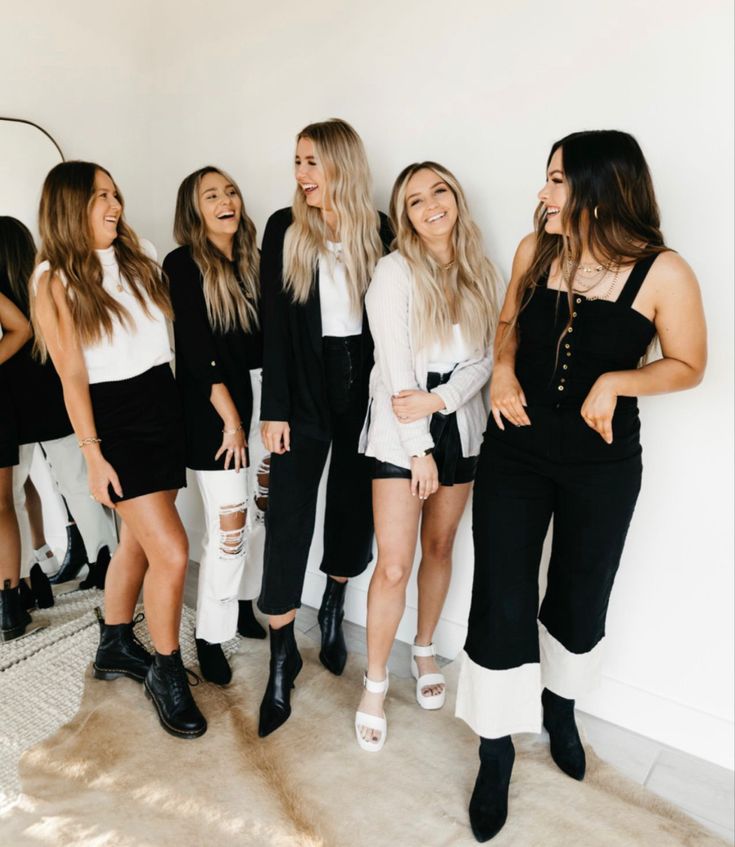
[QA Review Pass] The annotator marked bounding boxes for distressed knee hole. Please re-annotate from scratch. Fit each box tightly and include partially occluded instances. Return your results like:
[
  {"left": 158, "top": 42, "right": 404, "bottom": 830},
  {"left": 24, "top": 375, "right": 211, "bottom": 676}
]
[
  {"left": 255, "top": 456, "right": 270, "bottom": 514},
  {"left": 218, "top": 503, "right": 247, "bottom": 559}
]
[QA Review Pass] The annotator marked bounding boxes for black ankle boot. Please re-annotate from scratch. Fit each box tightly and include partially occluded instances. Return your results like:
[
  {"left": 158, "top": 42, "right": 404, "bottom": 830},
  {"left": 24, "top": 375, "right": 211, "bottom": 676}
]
[
  {"left": 0, "top": 580, "right": 31, "bottom": 641},
  {"left": 317, "top": 577, "right": 347, "bottom": 676},
  {"left": 469, "top": 736, "right": 515, "bottom": 842},
  {"left": 237, "top": 599, "right": 266, "bottom": 639},
  {"left": 258, "top": 621, "right": 303, "bottom": 737},
  {"left": 79, "top": 545, "right": 111, "bottom": 590},
  {"left": 18, "top": 578, "right": 35, "bottom": 611},
  {"left": 144, "top": 649, "right": 207, "bottom": 739},
  {"left": 93, "top": 608, "right": 153, "bottom": 682},
  {"left": 542, "top": 687, "right": 586, "bottom": 780},
  {"left": 30, "top": 563, "right": 54, "bottom": 609},
  {"left": 195, "top": 638, "right": 232, "bottom": 685},
  {"left": 51, "top": 523, "right": 88, "bottom": 584}
]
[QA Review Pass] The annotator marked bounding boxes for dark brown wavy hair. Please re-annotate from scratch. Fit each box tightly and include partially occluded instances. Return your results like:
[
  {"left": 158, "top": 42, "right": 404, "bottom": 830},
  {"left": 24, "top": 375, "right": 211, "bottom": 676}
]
[
  {"left": 0, "top": 216, "right": 36, "bottom": 316},
  {"left": 507, "top": 130, "right": 667, "bottom": 345},
  {"left": 32, "top": 161, "right": 171, "bottom": 360}
]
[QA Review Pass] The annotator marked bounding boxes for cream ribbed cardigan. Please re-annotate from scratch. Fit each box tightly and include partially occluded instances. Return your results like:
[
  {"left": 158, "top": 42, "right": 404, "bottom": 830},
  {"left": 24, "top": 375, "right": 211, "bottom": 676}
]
[{"left": 359, "top": 251, "right": 492, "bottom": 470}]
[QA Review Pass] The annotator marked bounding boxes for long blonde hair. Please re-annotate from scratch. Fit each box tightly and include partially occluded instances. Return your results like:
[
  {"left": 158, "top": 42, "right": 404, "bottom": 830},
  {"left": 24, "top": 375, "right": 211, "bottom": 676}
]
[
  {"left": 390, "top": 161, "right": 500, "bottom": 352},
  {"left": 32, "top": 161, "right": 171, "bottom": 361},
  {"left": 283, "top": 118, "right": 383, "bottom": 313},
  {"left": 173, "top": 166, "right": 259, "bottom": 333}
]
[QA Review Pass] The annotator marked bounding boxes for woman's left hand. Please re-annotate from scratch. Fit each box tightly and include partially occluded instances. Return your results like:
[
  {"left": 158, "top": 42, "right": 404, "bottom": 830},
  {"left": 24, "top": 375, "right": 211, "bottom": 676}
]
[
  {"left": 580, "top": 374, "right": 619, "bottom": 444},
  {"left": 215, "top": 426, "right": 248, "bottom": 471},
  {"left": 391, "top": 390, "right": 445, "bottom": 424}
]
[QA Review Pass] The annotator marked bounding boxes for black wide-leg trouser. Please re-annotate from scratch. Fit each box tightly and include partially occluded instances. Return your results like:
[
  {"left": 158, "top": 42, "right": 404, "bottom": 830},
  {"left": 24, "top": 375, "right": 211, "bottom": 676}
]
[
  {"left": 258, "top": 337, "right": 373, "bottom": 616},
  {"left": 455, "top": 404, "right": 642, "bottom": 739}
]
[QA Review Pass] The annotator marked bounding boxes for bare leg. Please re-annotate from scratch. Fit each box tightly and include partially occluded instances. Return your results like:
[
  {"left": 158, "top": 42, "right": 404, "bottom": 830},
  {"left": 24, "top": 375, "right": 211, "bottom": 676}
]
[
  {"left": 103, "top": 520, "right": 149, "bottom": 624},
  {"left": 415, "top": 483, "right": 472, "bottom": 696},
  {"left": 269, "top": 609, "right": 296, "bottom": 630},
  {"left": 358, "top": 478, "right": 422, "bottom": 743},
  {"left": 114, "top": 490, "right": 188, "bottom": 654},
  {"left": 0, "top": 468, "right": 20, "bottom": 586}
]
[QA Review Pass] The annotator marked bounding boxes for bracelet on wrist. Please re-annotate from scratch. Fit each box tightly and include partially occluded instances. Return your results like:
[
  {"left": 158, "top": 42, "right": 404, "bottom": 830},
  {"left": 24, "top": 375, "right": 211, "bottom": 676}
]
[
  {"left": 222, "top": 423, "right": 243, "bottom": 435},
  {"left": 78, "top": 436, "right": 102, "bottom": 449}
]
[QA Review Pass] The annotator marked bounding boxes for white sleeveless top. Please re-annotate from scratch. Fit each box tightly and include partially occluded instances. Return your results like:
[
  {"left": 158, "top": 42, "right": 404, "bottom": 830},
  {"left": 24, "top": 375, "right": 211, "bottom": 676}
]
[
  {"left": 426, "top": 323, "right": 471, "bottom": 373},
  {"left": 33, "top": 240, "right": 171, "bottom": 384},
  {"left": 318, "top": 241, "right": 363, "bottom": 337}
]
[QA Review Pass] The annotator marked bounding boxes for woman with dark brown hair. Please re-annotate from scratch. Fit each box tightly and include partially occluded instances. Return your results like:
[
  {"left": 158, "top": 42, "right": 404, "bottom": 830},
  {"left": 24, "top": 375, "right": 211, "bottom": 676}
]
[
  {"left": 458, "top": 131, "right": 707, "bottom": 841},
  {"left": 31, "top": 161, "right": 206, "bottom": 739}
]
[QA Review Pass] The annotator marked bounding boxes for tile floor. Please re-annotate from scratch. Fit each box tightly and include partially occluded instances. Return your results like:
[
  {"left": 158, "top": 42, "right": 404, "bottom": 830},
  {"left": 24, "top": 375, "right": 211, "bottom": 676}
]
[{"left": 184, "top": 566, "right": 735, "bottom": 844}]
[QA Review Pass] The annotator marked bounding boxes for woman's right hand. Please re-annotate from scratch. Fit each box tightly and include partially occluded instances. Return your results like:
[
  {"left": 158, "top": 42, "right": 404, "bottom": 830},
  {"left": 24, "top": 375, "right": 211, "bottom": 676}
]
[
  {"left": 86, "top": 452, "right": 123, "bottom": 508},
  {"left": 261, "top": 420, "right": 290, "bottom": 455},
  {"left": 490, "top": 365, "right": 531, "bottom": 429},
  {"left": 411, "top": 454, "right": 439, "bottom": 500}
]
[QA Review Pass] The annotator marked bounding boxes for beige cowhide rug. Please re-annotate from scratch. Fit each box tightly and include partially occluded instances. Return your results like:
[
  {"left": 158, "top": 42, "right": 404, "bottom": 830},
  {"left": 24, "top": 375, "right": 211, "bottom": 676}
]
[{"left": 0, "top": 632, "right": 727, "bottom": 847}]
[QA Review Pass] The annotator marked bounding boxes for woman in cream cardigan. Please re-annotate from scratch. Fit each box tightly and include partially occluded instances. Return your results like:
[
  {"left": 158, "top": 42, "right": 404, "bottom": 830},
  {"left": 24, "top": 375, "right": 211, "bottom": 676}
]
[{"left": 355, "top": 161, "right": 500, "bottom": 751}]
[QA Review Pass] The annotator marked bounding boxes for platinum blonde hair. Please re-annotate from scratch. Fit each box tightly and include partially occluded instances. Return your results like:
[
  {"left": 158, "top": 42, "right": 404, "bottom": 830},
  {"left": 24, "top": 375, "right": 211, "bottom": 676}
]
[
  {"left": 390, "top": 161, "right": 501, "bottom": 352},
  {"left": 173, "top": 166, "right": 259, "bottom": 334},
  {"left": 283, "top": 119, "right": 382, "bottom": 313}
]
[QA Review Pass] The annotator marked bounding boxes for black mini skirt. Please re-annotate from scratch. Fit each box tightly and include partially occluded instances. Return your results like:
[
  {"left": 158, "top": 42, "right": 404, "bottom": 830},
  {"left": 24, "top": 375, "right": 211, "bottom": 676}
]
[
  {"left": 371, "top": 371, "right": 479, "bottom": 486},
  {"left": 89, "top": 364, "right": 186, "bottom": 503}
]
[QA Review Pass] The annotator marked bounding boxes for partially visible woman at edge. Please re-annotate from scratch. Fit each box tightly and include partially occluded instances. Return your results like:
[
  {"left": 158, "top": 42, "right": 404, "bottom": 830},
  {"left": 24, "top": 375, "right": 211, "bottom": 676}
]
[
  {"left": 355, "top": 162, "right": 499, "bottom": 751},
  {"left": 258, "top": 118, "right": 392, "bottom": 737},
  {"left": 164, "top": 166, "right": 266, "bottom": 686},
  {"left": 0, "top": 291, "right": 32, "bottom": 640},
  {"left": 458, "top": 130, "right": 706, "bottom": 842},
  {"left": 31, "top": 161, "right": 207, "bottom": 739}
]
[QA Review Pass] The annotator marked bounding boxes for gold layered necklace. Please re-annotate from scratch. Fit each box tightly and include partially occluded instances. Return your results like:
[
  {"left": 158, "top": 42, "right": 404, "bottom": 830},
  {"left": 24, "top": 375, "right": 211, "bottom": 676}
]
[{"left": 564, "top": 258, "right": 621, "bottom": 300}]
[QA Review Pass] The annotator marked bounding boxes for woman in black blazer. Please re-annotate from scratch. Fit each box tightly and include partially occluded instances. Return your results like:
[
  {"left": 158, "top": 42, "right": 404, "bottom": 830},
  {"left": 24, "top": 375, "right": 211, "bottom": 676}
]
[{"left": 258, "top": 118, "right": 392, "bottom": 736}]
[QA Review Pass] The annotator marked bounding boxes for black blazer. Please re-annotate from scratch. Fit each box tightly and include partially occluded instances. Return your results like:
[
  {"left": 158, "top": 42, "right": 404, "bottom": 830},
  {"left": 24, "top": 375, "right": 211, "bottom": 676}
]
[
  {"left": 260, "top": 207, "right": 393, "bottom": 441},
  {"left": 164, "top": 245, "right": 262, "bottom": 470}
]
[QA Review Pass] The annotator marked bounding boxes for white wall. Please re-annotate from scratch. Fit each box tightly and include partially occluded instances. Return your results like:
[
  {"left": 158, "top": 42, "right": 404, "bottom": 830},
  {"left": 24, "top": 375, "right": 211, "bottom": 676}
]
[{"left": 1, "top": 0, "right": 732, "bottom": 768}]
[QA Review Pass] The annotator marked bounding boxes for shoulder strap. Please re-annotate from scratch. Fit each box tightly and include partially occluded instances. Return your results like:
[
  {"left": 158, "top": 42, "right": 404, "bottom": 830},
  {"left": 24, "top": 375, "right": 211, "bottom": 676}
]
[{"left": 616, "top": 254, "right": 658, "bottom": 308}]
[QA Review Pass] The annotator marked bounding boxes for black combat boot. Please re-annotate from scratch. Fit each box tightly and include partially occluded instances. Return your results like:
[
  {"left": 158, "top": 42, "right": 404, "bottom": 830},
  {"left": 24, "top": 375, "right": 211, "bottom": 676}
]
[
  {"left": 93, "top": 608, "right": 153, "bottom": 682},
  {"left": 0, "top": 580, "right": 31, "bottom": 642},
  {"left": 317, "top": 577, "right": 348, "bottom": 675},
  {"left": 144, "top": 649, "right": 207, "bottom": 739},
  {"left": 542, "top": 687, "right": 586, "bottom": 780},
  {"left": 469, "top": 736, "right": 515, "bottom": 842},
  {"left": 258, "top": 620, "right": 302, "bottom": 737}
]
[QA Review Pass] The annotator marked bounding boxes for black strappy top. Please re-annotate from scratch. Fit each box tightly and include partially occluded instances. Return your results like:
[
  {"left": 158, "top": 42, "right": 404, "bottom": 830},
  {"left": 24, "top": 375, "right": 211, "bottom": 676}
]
[{"left": 515, "top": 255, "right": 658, "bottom": 409}]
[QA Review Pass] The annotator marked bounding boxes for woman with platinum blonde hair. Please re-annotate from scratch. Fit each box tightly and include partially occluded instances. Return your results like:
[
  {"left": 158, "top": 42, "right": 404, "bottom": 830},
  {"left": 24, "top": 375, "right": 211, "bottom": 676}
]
[
  {"left": 355, "top": 161, "right": 500, "bottom": 752},
  {"left": 164, "top": 166, "right": 267, "bottom": 688},
  {"left": 258, "top": 118, "right": 392, "bottom": 737}
]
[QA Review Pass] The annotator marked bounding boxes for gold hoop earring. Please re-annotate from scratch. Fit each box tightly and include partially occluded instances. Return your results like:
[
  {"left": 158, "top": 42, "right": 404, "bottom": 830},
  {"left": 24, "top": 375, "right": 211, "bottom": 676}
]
[{"left": 593, "top": 206, "right": 599, "bottom": 220}]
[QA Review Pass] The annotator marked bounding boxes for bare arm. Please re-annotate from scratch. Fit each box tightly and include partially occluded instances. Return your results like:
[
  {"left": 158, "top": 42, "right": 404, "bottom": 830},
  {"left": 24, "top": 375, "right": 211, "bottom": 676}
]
[
  {"left": 489, "top": 234, "right": 536, "bottom": 429},
  {"left": 34, "top": 272, "right": 122, "bottom": 507},
  {"left": 0, "top": 292, "right": 32, "bottom": 364},
  {"left": 581, "top": 251, "right": 707, "bottom": 443}
]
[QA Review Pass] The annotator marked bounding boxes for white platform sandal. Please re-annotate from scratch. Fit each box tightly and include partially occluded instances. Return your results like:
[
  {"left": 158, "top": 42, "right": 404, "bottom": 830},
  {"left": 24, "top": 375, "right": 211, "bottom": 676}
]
[
  {"left": 355, "top": 672, "right": 389, "bottom": 752},
  {"left": 410, "top": 642, "right": 446, "bottom": 710}
]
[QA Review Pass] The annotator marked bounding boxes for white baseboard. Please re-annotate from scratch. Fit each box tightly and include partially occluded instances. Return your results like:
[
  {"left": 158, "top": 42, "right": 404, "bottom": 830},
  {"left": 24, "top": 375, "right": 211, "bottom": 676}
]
[{"left": 303, "top": 570, "right": 734, "bottom": 771}]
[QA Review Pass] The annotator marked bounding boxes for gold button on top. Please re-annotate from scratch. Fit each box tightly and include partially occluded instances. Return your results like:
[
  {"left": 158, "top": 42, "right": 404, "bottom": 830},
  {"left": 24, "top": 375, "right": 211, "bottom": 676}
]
[
  {"left": 211, "top": 361, "right": 216, "bottom": 366},
  {"left": 567, "top": 327, "right": 574, "bottom": 333},
  {"left": 563, "top": 364, "right": 568, "bottom": 370},
  {"left": 564, "top": 343, "right": 570, "bottom": 349},
  {"left": 576, "top": 297, "right": 582, "bottom": 304},
  {"left": 557, "top": 385, "right": 565, "bottom": 391},
  {"left": 572, "top": 311, "right": 578, "bottom": 317}
]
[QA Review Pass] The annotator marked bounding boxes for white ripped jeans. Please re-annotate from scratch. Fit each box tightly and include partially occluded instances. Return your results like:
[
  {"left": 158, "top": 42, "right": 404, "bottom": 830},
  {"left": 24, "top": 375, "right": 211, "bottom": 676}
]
[
  {"left": 14, "top": 437, "right": 117, "bottom": 577},
  {"left": 194, "top": 369, "right": 269, "bottom": 643}
]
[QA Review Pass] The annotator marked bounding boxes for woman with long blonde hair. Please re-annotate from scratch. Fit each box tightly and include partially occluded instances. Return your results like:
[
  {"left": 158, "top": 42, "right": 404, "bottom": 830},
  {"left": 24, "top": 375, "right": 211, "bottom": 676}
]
[
  {"left": 354, "top": 162, "right": 500, "bottom": 752},
  {"left": 258, "top": 118, "right": 392, "bottom": 736},
  {"left": 164, "top": 166, "right": 266, "bottom": 686},
  {"left": 31, "top": 161, "right": 206, "bottom": 740},
  {"left": 459, "top": 131, "right": 706, "bottom": 842}
]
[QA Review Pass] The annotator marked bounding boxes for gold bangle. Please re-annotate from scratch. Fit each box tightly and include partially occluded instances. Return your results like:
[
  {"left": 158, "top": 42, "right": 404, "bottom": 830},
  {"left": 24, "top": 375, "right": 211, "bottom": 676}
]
[{"left": 78, "top": 436, "right": 102, "bottom": 448}]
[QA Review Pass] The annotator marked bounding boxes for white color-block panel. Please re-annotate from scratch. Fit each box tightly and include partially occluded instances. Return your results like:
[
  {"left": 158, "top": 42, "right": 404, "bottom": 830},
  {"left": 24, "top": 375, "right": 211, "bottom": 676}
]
[{"left": 0, "top": 0, "right": 731, "bottom": 768}]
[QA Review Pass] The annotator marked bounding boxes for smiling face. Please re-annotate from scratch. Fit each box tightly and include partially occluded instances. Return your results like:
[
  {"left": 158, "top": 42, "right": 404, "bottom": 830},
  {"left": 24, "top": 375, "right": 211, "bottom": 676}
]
[
  {"left": 88, "top": 170, "right": 122, "bottom": 249},
  {"left": 404, "top": 168, "right": 458, "bottom": 246},
  {"left": 538, "top": 146, "right": 568, "bottom": 235},
  {"left": 294, "top": 136, "right": 329, "bottom": 210},
  {"left": 198, "top": 171, "right": 242, "bottom": 242}
]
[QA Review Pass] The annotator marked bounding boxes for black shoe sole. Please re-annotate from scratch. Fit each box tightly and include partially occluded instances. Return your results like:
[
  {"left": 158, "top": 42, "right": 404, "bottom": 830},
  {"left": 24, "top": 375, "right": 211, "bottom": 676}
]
[
  {"left": 93, "top": 665, "right": 146, "bottom": 683},
  {"left": 143, "top": 683, "right": 207, "bottom": 739}
]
